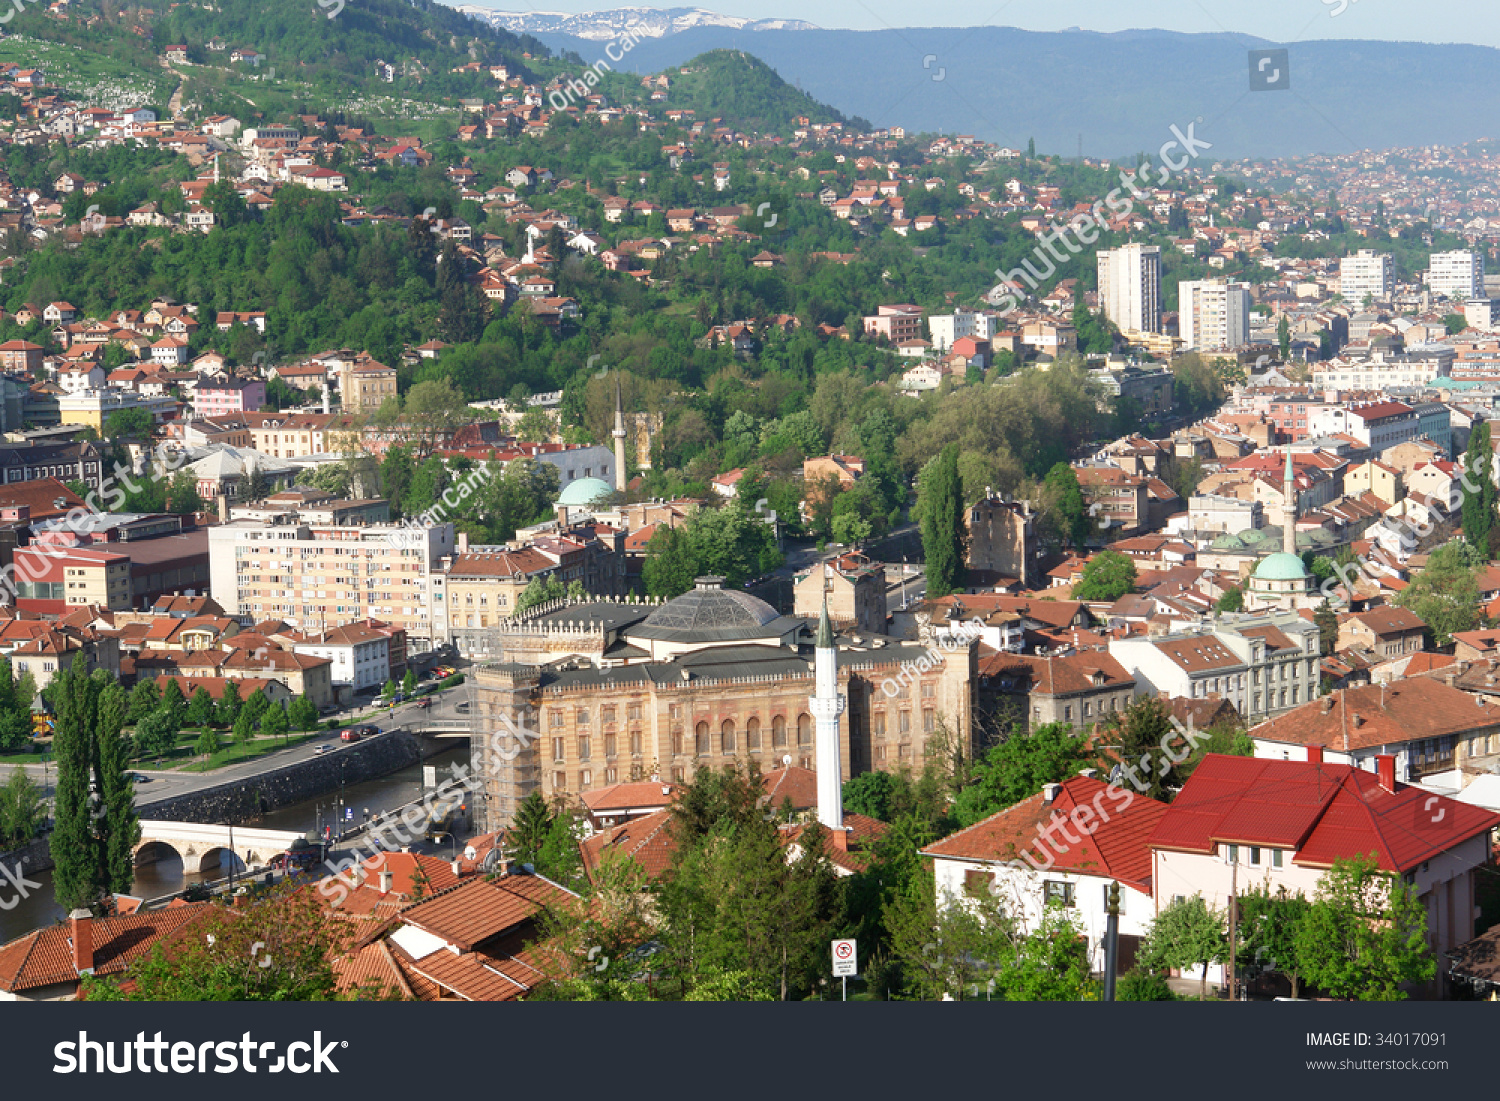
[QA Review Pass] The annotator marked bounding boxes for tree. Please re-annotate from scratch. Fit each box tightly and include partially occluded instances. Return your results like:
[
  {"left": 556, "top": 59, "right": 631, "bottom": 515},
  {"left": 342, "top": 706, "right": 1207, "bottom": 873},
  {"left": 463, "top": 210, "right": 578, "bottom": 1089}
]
[
  {"left": 952, "top": 723, "right": 1096, "bottom": 827},
  {"left": 233, "top": 710, "right": 255, "bottom": 745},
  {"left": 0, "top": 766, "right": 41, "bottom": 848},
  {"left": 1295, "top": 853, "right": 1435, "bottom": 1000},
  {"left": 1394, "top": 539, "right": 1482, "bottom": 646},
  {"left": 217, "top": 679, "right": 242, "bottom": 726},
  {"left": 261, "top": 702, "right": 290, "bottom": 745},
  {"left": 402, "top": 669, "right": 417, "bottom": 697},
  {"left": 288, "top": 695, "right": 320, "bottom": 732},
  {"left": 165, "top": 469, "right": 205, "bottom": 516},
  {"left": 509, "top": 790, "right": 553, "bottom": 867},
  {"left": 243, "top": 462, "right": 270, "bottom": 503},
  {"left": 194, "top": 727, "right": 219, "bottom": 760},
  {"left": 918, "top": 444, "right": 966, "bottom": 598},
  {"left": 104, "top": 407, "right": 153, "bottom": 439},
  {"left": 48, "top": 655, "right": 137, "bottom": 912},
  {"left": 126, "top": 678, "right": 160, "bottom": 725},
  {"left": 81, "top": 884, "right": 360, "bottom": 1001},
  {"left": 133, "top": 710, "right": 177, "bottom": 761},
  {"left": 642, "top": 524, "right": 697, "bottom": 598},
  {"left": 1238, "top": 884, "right": 1312, "bottom": 998},
  {"left": 380, "top": 680, "right": 398, "bottom": 705},
  {"left": 1314, "top": 598, "right": 1339, "bottom": 656},
  {"left": 159, "top": 677, "right": 186, "bottom": 724},
  {"left": 1040, "top": 463, "right": 1089, "bottom": 549},
  {"left": 1142, "top": 894, "right": 1226, "bottom": 999},
  {"left": 1277, "top": 314, "right": 1291, "bottom": 359},
  {"left": 1215, "top": 584, "right": 1244, "bottom": 613},
  {"left": 243, "top": 688, "right": 270, "bottom": 725},
  {"left": 887, "top": 865, "right": 1015, "bottom": 1000},
  {"left": 1073, "top": 550, "right": 1136, "bottom": 602},
  {"left": 1102, "top": 696, "right": 1189, "bottom": 803},
  {"left": 997, "top": 905, "right": 1095, "bottom": 1001},
  {"left": 185, "top": 687, "right": 216, "bottom": 729},
  {"left": 1460, "top": 421, "right": 1497, "bottom": 554}
]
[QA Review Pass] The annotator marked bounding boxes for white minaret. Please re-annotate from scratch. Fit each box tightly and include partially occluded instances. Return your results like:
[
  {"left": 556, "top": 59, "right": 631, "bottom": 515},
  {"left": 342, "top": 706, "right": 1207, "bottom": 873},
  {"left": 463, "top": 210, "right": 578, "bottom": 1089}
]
[
  {"left": 612, "top": 377, "right": 627, "bottom": 493},
  {"left": 1283, "top": 447, "right": 1296, "bottom": 555},
  {"left": 810, "top": 597, "right": 845, "bottom": 831}
]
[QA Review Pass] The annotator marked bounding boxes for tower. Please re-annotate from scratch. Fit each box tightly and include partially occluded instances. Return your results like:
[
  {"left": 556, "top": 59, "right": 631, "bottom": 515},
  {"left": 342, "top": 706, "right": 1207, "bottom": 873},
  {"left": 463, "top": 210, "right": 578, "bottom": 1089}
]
[
  {"left": 1283, "top": 447, "right": 1296, "bottom": 554},
  {"left": 809, "top": 598, "right": 845, "bottom": 831},
  {"left": 611, "top": 376, "right": 627, "bottom": 494}
]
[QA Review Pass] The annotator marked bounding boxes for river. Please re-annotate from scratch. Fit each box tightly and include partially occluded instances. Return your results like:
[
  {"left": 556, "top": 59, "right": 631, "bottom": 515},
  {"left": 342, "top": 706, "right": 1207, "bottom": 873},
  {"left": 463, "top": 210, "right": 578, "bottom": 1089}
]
[{"left": 0, "top": 744, "right": 471, "bottom": 944}]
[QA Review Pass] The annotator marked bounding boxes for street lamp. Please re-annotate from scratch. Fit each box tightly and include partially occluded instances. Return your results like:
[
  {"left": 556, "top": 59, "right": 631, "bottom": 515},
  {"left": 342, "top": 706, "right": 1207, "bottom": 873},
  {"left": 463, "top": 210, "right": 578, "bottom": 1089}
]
[{"left": 901, "top": 556, "right": 908, "bottom": 609}]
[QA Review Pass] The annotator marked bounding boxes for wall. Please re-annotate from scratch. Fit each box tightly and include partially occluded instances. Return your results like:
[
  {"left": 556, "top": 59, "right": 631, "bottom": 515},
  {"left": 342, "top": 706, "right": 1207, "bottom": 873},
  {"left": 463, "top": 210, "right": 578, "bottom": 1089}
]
[{"left": 135, "top": 731, "right": 423, "bottom": 826}]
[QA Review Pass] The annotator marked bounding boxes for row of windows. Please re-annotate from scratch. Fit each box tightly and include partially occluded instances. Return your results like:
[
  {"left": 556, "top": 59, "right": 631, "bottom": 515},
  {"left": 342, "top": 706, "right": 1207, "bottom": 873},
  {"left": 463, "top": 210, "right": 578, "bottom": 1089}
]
[
  {"left": 552, "top": 732, "right": 645, "bottom": 761},
  {"left": 1223, "top": 844, "right": 1284, "bottom": 868}
]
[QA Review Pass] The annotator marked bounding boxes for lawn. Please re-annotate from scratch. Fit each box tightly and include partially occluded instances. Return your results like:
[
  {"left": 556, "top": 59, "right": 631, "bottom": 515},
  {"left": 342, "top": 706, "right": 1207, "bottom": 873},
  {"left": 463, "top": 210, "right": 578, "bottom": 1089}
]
[{"left": 173, "top": 732, "right": 324, "bottom": 773}]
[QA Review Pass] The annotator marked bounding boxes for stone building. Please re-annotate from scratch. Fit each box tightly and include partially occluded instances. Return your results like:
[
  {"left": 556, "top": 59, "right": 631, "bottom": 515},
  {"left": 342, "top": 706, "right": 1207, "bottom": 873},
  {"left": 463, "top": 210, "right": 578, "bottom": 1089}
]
[
  {"left": 793, "top": 553, "right": 887, "bottom": 635},
  {"left": 468, "top": 579, "right": 975, "bottom": 831},
  {"left": 965, "top": 490, "right": 1039, "bottom": 587}
]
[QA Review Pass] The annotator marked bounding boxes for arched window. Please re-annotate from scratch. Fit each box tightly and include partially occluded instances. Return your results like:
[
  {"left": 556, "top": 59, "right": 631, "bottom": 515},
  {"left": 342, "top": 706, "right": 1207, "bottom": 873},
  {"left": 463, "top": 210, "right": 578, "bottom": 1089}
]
[
  {"left": 721, "top": 719, "right": 736, "bottom": 754},
  {"left": 797, "top": 714, "right": 812, "bottom": 746},
  {"left": 695, "top": 722, "right": 709, "bottom": 756},
  {"left": 772, "top": 715, "right": 787, "bottom": 747},
  {"left": 746, "top": 716, "right": 761, "bottom": 750}
]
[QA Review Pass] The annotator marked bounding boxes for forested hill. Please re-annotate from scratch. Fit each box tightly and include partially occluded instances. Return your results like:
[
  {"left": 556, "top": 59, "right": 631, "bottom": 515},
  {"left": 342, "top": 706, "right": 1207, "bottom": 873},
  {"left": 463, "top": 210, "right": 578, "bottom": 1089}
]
[
  {"left": 8, "top": 0, "right": 549, "bottom": 83},
  {"left": 661, "top": 50, "right": 867, "bottom": 134}
]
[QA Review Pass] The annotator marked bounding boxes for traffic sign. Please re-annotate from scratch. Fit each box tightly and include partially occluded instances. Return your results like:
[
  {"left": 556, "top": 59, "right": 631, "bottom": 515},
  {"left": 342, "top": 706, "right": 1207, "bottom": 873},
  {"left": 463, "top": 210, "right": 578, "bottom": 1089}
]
[{"left": 831, "top": 938, "right": 857, "bottom": 977}]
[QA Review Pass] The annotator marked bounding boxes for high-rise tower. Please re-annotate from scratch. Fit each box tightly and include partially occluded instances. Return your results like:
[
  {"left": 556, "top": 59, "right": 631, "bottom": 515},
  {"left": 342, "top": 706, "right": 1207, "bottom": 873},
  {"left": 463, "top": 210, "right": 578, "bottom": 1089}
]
[{"left": 809, "top": 598, "right": 845, "bottom": 831}]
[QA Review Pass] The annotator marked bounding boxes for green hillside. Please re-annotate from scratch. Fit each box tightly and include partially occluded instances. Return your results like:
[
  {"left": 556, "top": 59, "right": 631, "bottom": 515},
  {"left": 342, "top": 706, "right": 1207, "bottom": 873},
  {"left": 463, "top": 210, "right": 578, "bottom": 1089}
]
[{"left": 661, "top": 49, "right": 867, "bottom": 134}]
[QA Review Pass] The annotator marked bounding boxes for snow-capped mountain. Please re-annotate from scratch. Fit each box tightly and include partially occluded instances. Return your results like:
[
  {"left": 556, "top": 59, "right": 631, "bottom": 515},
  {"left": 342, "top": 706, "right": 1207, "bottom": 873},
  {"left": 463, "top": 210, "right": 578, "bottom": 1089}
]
[{"left": 455, "top": 6, "right": 818, "bottom": 41}]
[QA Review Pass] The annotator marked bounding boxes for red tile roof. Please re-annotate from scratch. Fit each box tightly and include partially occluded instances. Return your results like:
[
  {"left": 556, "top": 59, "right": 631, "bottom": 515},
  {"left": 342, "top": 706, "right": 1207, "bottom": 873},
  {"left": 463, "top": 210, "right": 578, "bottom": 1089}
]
[
  {"left": 1150, "top": 754, "right": 1500, "bottom": 873},
  {"left": 922, "top": 774, "right": 1168, "bottom": 893},
  {"left": 0, "top": 905, "right": 211, "bottom": 994},
  {"left": 1251, "top": 677, "right": 1500, "bottom": 751}
]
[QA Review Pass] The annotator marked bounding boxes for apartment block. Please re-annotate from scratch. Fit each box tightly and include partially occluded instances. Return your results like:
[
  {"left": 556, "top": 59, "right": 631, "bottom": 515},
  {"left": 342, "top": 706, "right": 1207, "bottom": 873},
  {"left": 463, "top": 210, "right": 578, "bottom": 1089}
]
[
  {"left": 1339, "top": 249, "right": 1394, "bottom": 302},
  {"left": 1428, "top": 249, "right": 1484, "bottom": 300},
  {"left": 1178, "top": 279, "right": 1250, "bottom": 351},
  {"left": 1097, "top": 244, "right": 1162, "bottom": 333}
]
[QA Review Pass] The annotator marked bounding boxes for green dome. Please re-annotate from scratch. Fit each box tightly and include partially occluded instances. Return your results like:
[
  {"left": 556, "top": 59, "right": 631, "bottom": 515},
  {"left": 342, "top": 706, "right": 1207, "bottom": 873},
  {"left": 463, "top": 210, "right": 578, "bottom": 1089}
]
[
  {"left": 1254, "top": 552, "right": 1310, "bottom": 582},
  {"left": 557, "top": 476, "right": 614, "bottom": 506}
]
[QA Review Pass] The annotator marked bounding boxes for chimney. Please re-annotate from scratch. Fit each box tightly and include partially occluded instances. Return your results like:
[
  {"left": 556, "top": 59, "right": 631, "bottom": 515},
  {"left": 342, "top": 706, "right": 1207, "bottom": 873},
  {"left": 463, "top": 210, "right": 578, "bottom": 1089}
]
[
  {"left": 69, "top": 908, "right": 93, "bottom": 974},
  {"left": 1306, "top": 744, "right": 1323, "bottom": 765},
  {"left": 829, "top": 826, "right": 848, "bottom": 853},
  {"left": 1043, "top": 782, "right": 1061, "bottom": 804},
  {"left": 1375, "top": 753, "right": 1397, "bottom": 792},
  {"left": 451, "top": 859, "right": 462, "bottom": 877},
  {"left": 379, "top": 868, "right": 392, "bottom": 894}
]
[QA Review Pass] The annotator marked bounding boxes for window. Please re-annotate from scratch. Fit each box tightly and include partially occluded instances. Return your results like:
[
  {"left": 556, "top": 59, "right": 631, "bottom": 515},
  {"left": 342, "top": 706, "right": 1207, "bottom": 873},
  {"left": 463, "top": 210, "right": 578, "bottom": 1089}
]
[
  {"left": 921, "top": 682, "right": 934, "bottom": 698},
  {"left": 579, "top": 769, "right": 591, "bottom": 788},
  {"left": 1224, "top": 844, "right": 1238, "bottom": 864},
  {"left": 696, "top": 722, "right": 709, "bottom": 756},
  {"left": 1043, "top": 881, "right": 1075, "bottom": 907},
  {"left": 964, "top": 868, "right": 993, "bottom": 893},
  {"left": 671, "top": 728, "right": 683, "bottom": 756},
  {"left": 797, "top": 714, "right": 812, "bottom": 746},
  {"left": 874, "top": 713, "right": 886, "bottom": 739},
  {"left": 553, "top": 770, "right": 565, "bottom": 790},
  {"left": 605, "top": 768, "right": 617, "bottom": 784},
  {"left": 551, "top": 738, "right": 565, "bottom": 762},
  {"left": 627, "top": 703, "right": 641, "bottom": 721},
  {"left": 550, "top": 710, "right": 565, "bottom": 728},
  {"left": 772, "top": 715, "right": 787, "bottom": 747},
  {"left": 672, "top": 767, "right": 685, "bottom": 783},
  {"left": 923, "top": 710, "right": 935, "bottom": 733},
  {"left": 721, "top": 719, "right": 736, "bottom": 754},
  {"left": 630, "top": 730, "right": 642, "bottom": 756},
  {"left": 576, "top": 709, "right": 590, "bottom": 725},
  {"left": 602, "top": 707, "right": 616, "bottom": 725},
  {"left": 1064, "top": 705, "right": 1073, "bottom": 721},
  {"left": 1248, "top": 846, "right": 1261, "bottom": 866},
  {"left": 1102, "top": 883, "right": 1125, "bottom": 914},
  {"left": 577, "top": 735, "right": 590, "bottom": 761},
  {"left": 604, "top": 733, "right": 616, "bottom": 757},
  {"left": 899, "top": 711, "right": 910, "bottom": 734},
  {"left": 746, "top": 716, "right": 760, "bottom": 750}
]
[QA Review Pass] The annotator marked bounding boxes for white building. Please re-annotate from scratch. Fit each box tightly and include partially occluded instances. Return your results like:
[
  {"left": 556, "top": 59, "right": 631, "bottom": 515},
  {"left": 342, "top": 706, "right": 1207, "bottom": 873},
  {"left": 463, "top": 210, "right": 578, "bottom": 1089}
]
[
  {"left": 1097, "top": 243, "right": 1162, "bottom": 334},
  {"left": 292, "top": 623, "right": 391, "bottom": 693},
  {"left": 1305, "top": 400, "right": 1418, "bottom": 454},
  {"left": 1108, "top": 611, "right": 1321, "bottom": 723},
  {"left": 1178, "top": 279, "right": 1250, "bottom": 351},
  {"left": 922, "top": 773, "right": 1169, "bottom": 976},
  {"left": 927, "top": 309, "right": 995, "bottom": 351},
  {"left": 1428, "top": 249, "right": 1484, "bottom": 300},
  {"left": 207, "top": 520, "right": 456, "bottom": 649},
  {"left": 1339, "top": 249, "right": 1395, "bottom": 303}
]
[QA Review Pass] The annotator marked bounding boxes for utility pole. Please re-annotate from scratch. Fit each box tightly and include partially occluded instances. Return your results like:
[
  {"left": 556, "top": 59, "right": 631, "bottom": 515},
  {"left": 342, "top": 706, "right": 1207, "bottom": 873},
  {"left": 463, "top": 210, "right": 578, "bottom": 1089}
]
[
  {"left": 1227, "top": 850, "right": 1238, "bottom": 1001},
  {"left": 1103, "top": 880, "right": 1120, "bottom": 1002}
]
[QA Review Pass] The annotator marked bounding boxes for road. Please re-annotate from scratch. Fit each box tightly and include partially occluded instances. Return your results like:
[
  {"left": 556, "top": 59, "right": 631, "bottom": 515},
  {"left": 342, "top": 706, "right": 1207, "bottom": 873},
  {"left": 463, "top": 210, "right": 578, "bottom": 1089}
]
[{"left": 9, "top": 678, "right": 475, "bottom": 809}]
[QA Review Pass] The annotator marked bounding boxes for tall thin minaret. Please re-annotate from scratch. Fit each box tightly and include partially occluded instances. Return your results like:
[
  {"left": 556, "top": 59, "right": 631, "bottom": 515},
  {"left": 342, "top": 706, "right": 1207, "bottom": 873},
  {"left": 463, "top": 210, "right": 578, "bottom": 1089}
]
[
  {"left": 810, "top": 597, "right": 845, "bottom": 831},
  {"left": 611, "top": 376, "right": 627, "bottom": 494},
  {"left": 1282, "top": 447, "right": 1296, "bottom": 555}
]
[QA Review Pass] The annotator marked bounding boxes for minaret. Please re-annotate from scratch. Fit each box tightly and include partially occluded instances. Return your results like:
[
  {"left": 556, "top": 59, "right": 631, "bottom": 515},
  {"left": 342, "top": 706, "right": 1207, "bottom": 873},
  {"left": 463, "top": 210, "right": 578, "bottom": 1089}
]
[
  {"left": 1282, "top": 447, "right": 1296, "bottom": 555},
  {"left": 611, "top": 376, "right": 627, "bottom": 493},
  {"left": 809, "top": 597, "right": 845, "bottom": 831}
]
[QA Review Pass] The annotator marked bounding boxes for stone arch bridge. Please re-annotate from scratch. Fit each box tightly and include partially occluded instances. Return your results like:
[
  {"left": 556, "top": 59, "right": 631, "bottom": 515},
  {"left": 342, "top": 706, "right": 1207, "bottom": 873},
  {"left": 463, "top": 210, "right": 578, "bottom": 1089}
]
[{"left": 134, "top": 821, "right": 308, "bottom": 874}]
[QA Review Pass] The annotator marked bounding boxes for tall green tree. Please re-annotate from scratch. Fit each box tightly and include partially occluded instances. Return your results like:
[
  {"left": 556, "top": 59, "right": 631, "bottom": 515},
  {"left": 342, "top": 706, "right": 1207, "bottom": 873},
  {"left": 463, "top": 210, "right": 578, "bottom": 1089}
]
[
  {"left": 1461, "top": 422, "right": 1497, "bottom": 554},
  {"left": 1294, "top": 853, "right": 1435, "bottom": 1000},
  {"left": 509, "top": 790, "right": 553, "bottom": 867},
  {"left": 952, "top": 723, "right": 1096, "bottom": 827},
  {"left": 0, "top": 766, "right": 41, "bottom": 848},
  {"left": 1238, "top": 884, "right": 1312, "bottom": 998},
  {"left": 1041, "top": 463, "right": 1089, "bottom": 549},
  {"left": 217, "top": 680, "right": 242, "bottom": 726},
  {"left": 126, "top": 678, "right": 160, "bottom": 725},
  {"left": 1394, "top": 539, "right": 1483, "bottom": 646},
  {"left": 1314, "top": 598, "right": 1339, "bottom": 656},
  {"left": 165, "top": 469, "right": 205, "bottom": 516},
  {"left": 288, "top": 695, "right": 320, "bottom": 732},
  {"left": 918, "top": 443, "right": 966, "bottom": 598},
  {"left": 185, "top": 687, "right": 216, "bottom": 729}
]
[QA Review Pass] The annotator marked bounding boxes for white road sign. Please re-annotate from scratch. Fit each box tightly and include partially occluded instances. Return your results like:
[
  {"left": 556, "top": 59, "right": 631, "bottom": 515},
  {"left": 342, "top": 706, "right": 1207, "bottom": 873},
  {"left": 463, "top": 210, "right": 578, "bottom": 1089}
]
[{"left": 832, "top": 938, "right": 857, "bottom": 977}]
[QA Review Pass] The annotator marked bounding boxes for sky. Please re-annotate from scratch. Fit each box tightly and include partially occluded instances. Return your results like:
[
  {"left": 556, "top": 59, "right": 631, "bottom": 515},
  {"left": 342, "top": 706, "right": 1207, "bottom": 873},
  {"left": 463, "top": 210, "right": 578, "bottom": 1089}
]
[{"left": 473, "top": 0, "right": 1500, "bottom": 49}]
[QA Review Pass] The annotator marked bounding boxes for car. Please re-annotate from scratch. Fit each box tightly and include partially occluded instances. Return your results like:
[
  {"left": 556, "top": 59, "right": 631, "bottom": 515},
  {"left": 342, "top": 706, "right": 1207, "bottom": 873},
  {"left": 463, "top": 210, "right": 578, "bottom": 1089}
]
[
  {"left": 129, "top": 773, "right": 150, "bottom": 783},
  {"left": 315, "top": 745, "right": 332, "bottom": 755},
  {"left": 340, "top": 730, "right": 362, "bottom": 743}
]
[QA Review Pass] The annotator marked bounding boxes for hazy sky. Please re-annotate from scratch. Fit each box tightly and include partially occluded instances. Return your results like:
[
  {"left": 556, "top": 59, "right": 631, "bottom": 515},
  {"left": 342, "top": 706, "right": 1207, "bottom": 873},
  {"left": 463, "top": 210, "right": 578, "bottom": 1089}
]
[{"left": 481, "top": 0, "right": 1500, "bottom": 49}]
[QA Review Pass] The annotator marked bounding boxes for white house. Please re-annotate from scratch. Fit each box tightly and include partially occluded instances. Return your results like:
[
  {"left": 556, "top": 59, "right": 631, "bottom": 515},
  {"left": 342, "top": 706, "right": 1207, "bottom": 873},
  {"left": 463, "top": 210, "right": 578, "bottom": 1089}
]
[
  {"left": 922, "top": 773, "right": 1170, "bottom": 976},
  {"left": 292, "top": 623, "right": 391, "bottom": 693}
]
